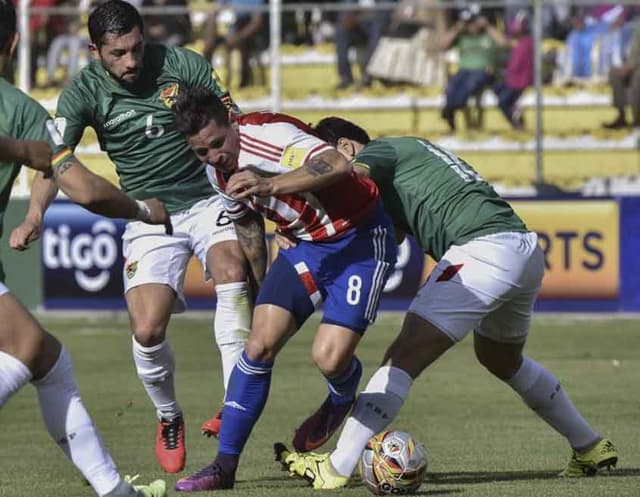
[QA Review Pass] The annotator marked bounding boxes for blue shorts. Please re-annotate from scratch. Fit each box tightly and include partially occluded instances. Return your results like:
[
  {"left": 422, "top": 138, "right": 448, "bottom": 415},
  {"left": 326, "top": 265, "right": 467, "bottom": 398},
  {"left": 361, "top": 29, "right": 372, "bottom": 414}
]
[{"left": 256, "top": 202, "right": 397, "bottom": 333}]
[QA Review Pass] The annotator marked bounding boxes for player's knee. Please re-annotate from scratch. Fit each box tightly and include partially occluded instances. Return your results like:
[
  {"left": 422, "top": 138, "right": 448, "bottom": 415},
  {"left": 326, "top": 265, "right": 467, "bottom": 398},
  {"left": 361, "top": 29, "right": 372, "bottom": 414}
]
[
  {"left": 474, "top": 346, "right": 521, "bottom": 381},
  {"left": 212, "top": 262, "right": 247, "bottom": 285},
  {"left": 312, "top": 343, "right": 351, "bottom": 378},
  {"left": 245, "top": 336, "right": 276, "bottom": 363},
  {"left": 24, "top": 330, "right": 61, "bottom": 379},
  {"left": 474, "top": 335, "right": 523, "bottom": 380},
  {"left": 209, "top": 245, "right": 248, "bottom": 284},
  {"left": 382, "top": 317, "right": 453, "bottom": 379},
  {"left": 0, "top": 321, "right": 45, "bottom": 372},
  {"left": 132, "top": 319, "right": 167, "bottom": 347}
]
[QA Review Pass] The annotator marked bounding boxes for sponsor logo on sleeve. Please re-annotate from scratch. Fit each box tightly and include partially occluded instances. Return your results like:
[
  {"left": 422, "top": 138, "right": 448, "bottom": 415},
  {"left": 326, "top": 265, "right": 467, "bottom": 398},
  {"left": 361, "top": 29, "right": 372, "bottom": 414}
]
[{"left": 280, "top": 147, "right": 307, "bottom": 169}]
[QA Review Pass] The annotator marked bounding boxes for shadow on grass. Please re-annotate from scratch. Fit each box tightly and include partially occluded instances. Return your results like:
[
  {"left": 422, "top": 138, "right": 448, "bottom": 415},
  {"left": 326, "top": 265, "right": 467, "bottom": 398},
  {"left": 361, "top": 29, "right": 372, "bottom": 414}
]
[
  {"left": 414, "top": 489, "right": 463, "bottom": 496},
  {"left": 235, "top": 468, "right": 640, "bottom": 492},
  {"left": 237, "top": 474, "right": 463, "bottom": 494},
  {"left": 427, "top": 467, "right": 640, "bottom": 485}
]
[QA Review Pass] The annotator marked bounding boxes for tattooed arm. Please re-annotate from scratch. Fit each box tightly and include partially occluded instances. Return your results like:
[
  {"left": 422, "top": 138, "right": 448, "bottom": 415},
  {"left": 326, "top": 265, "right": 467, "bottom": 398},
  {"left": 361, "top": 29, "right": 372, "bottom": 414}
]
[
  {"left": 52, "top": 157, "right": 170, "bottom": 230},
  {"left": 233, "top": 210, "right": 268, "bottom": 293},
  {"left": 226, "top": 149, "right": 352, "bottom": 199}
]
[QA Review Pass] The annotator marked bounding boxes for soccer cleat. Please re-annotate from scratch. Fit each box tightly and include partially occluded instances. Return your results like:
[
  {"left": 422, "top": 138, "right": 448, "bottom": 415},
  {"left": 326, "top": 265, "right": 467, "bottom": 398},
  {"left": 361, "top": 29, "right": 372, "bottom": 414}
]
[
  {"left": 559, "top": 438, "right": 618, "bottom": 477},
  {"left": 293, "top": 395, "right": 354, "bottom": 452},
  {"left": 104, "top": 475, "right": 167, "bottom": 497},
  {"left": 200, "top": 408, "right": 223, "bottom": 438},
  {"left": 155, "top": 415, "right": 186, "bottom": 473},
  {"left": 175, "top": 462, "right": 235, "bottom": 492},
  {"left": 275, "top": 443, "right": 349, "bottom": 490}
]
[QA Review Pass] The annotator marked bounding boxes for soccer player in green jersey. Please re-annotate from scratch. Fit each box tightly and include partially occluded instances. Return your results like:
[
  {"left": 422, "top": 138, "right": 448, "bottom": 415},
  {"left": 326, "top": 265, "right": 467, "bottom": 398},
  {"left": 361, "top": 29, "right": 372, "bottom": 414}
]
[
  {"left": 0, "top": 1, "right": 169, "bottom": 495},
  {"left": 280, "top": 117, "right": 617, "bottom": 486},
  {"left": 12, "top": 0, "right": 255, "bottom": 473}
]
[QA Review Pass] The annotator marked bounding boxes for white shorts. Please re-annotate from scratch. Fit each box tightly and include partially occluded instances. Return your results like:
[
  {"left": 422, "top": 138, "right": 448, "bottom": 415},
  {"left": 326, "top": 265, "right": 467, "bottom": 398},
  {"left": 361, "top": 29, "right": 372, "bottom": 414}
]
[
  {"left": 0, "top": 282, "right": 8, "bottom": 297},
  {"left": 409, "top": 231, "right": 544, "bottom": 344},
  {"left": 122, "top": 196, "right": 237, "bottom": 312}
]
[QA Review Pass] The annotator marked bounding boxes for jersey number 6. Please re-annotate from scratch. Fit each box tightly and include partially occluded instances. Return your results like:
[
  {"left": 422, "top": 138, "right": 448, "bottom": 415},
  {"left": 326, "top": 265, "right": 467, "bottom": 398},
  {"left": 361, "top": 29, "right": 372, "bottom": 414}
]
[{"left": 145, "top": 114, "right": 165, "bottom": 139}]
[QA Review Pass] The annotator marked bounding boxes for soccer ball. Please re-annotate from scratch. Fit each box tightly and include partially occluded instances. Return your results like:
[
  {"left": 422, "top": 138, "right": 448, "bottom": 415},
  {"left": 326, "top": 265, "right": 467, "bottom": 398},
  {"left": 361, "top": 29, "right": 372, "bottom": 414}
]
[{"left": 359, "top": 430, "right": 427, "bottom": 495}]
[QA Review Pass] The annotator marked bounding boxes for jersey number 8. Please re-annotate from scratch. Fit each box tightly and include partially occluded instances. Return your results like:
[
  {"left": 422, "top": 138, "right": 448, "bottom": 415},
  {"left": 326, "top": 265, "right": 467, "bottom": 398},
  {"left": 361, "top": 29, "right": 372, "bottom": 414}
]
[{"left": 347, "top": 275, "right": 362, "bottom": 305}]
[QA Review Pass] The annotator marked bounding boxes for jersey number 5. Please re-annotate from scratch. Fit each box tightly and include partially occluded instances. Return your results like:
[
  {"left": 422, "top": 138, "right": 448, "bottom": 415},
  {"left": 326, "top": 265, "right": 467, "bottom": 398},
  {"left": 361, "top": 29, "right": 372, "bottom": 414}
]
[{"left": 145, "top": 114, "right": 165, "bottom": 139}]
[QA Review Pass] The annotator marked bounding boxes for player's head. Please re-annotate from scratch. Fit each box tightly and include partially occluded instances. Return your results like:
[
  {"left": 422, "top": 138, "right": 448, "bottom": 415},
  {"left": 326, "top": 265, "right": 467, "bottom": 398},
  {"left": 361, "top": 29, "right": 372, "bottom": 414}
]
[
  {"left": 0, "top": 0, "right": 18, "bottom": 62},
  {"left": 173, "top": 86, "right": 240, "bottom": 173},
  {"left": 314, "top": 117, "right": 370, "bottom": 160},
  {"left": 88, "top": 0, "right": 145, "bottom": 86}
]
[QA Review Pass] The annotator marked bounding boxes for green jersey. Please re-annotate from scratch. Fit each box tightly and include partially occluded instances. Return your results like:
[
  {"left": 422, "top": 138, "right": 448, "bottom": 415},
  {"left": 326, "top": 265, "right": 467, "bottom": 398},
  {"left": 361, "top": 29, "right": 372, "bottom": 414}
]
[
  {"left": 456, "top": 33, "right": 497, "bottom": 71},
  {"left": 56, "top": 44, "right": 236, "bottom": 213},
  {"left": 353, "top": 137, "right": 527, "bottom": 260},
  {"left": 0, "top": 77, "right": 74, "bottom": 281}
]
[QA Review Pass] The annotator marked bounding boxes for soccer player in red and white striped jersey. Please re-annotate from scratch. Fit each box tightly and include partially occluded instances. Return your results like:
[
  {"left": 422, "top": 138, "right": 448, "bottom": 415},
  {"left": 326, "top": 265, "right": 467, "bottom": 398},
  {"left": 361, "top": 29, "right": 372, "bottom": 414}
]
[
  {"left": 205, "top": 111, "right": 380, "bottom": 242},
  {"left": 171, "top": 86, "right": 397, "bottom": 492}
]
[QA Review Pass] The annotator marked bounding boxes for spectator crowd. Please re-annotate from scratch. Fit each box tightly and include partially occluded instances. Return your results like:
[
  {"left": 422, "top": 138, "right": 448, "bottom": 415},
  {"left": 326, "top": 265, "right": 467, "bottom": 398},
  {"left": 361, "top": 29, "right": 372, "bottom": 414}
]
[{"left": 14, "top": 0, "right": 640, "bottom": 132}]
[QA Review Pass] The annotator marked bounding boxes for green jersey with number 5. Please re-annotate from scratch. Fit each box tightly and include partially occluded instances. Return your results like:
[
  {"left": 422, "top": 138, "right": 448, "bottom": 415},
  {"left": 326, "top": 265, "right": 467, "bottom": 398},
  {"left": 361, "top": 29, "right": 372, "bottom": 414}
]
[
  {"left": 55, "top": 44, "right": 236, "bottom": 213},
  {"left": 353, "top": 137, "right": 527, "bottom": 260}
]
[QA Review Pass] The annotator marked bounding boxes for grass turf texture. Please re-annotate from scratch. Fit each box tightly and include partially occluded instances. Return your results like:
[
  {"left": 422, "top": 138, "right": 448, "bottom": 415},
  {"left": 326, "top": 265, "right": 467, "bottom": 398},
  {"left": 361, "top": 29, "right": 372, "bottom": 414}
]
[{"left": 1, "top": 313, "right": 639, "bottom": 496}]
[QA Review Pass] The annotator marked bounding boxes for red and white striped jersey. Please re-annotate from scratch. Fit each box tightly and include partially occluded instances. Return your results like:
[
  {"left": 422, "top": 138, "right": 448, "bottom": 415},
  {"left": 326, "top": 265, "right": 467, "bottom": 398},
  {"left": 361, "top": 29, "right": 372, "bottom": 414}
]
[{"left": 206, "top": 112, "right": 380, "bottom": 242}]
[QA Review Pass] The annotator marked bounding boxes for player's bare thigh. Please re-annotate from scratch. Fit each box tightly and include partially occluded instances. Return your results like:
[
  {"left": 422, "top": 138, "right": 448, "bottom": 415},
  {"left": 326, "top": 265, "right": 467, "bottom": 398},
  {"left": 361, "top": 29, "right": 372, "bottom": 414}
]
[
  {"left": 0, "top": 292, "right": 61, "bottom": 379},
  {"left": 205, "top": 239, "right": 248, "bottom": 285},
  {"left": 126, "top": 283, "right": 176, "bottom": 347}
]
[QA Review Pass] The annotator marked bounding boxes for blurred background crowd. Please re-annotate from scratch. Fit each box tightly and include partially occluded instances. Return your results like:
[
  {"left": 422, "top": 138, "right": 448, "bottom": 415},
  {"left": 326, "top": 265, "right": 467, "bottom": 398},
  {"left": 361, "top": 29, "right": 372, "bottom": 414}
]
[{"left": 15, "top": 1, "right": 640, "bottom": 134}]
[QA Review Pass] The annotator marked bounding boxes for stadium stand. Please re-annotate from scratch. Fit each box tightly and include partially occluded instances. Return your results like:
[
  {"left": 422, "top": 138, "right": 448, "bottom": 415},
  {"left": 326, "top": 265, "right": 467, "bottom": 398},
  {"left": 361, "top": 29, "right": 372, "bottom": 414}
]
[{"left": 20, "top": 1, "right": 640, "bottom": 195}]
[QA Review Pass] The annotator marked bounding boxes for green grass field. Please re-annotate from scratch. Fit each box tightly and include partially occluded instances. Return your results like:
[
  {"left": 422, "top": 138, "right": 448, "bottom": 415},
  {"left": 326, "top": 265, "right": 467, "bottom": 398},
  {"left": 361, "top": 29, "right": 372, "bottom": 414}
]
[{"left": 1, "top": 313, "right": 639, "bottom": 497}]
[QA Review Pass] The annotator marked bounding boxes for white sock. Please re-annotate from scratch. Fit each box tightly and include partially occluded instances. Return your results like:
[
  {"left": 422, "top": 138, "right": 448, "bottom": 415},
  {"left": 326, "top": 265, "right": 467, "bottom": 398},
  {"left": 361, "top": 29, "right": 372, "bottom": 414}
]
[
  {"left": 33, "top": 347, "right": 122, "bottom": 497},
  {"left": 214, "top": 282, "right": 251, "bottom": 392},
  {"left": 508, "top": 356, "right": 600, "bottom": 450},
  {"left": 132, "top": 337, "right": 181, "bottom": 420},
  {"left": 0, "top": 350, "right": 32, "bottom": 406},
  {"left": 330, "top": 366, "right": 412, "bottom": 477}
]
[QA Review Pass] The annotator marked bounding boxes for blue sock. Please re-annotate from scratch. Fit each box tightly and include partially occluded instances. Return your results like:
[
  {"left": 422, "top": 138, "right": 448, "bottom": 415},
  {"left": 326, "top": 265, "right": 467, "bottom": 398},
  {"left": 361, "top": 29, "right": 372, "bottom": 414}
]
[
  {"left": 327, "top": 356, "right": 362, "bottom": 406},
  {"left": 218, "top": 351, "right": 273, "bottom": 458}
]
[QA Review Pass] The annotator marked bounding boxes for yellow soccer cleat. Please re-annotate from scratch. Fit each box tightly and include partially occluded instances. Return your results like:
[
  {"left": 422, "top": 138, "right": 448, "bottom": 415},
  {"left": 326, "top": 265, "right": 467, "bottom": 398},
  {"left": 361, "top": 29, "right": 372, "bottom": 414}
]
[
  {"left": 559, "top": 438, "right": 618, "bottom": 477},
  {"left": 275, "top": 443, "right": 349, "bottom": 490},
  {"left": 124, "top": 475, "right": 168, "bottom": 497}
]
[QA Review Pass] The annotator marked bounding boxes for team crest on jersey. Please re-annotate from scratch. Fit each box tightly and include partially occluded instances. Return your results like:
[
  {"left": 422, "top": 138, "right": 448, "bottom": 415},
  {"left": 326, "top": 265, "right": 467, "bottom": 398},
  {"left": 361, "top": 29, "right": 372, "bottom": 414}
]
[
  {"left": 159, "top": 83, "right": 179, "bottom": 108},
  {"left": 125, "top": 261, "right": 138, "bottom": 279}
]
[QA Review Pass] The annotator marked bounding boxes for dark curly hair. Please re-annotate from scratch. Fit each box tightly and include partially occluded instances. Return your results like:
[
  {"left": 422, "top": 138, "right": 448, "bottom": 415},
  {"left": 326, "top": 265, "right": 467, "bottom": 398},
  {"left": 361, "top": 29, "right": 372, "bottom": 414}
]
[
  {"left": 172, "top": 86, "right": 230, "bottom": 136},
  {"left": 89, "top": 0, "right": 144, "bottom": 48},
  {"left": 314, "top": 117, "right": 371, "bottom": 147}
]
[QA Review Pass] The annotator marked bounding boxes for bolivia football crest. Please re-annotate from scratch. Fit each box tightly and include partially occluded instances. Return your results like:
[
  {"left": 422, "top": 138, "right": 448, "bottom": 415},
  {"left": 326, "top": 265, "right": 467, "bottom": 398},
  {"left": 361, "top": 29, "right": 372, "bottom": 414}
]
[{"left": 159, "top": 83, "right": 179, "bottom": 108}]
